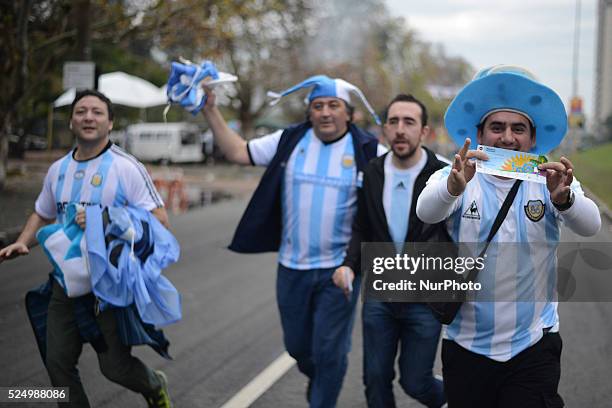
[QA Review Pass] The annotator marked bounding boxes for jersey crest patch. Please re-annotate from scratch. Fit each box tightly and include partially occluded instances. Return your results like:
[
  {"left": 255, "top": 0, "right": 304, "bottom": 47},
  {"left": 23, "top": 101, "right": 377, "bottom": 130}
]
[
  {"left": 341, "top": 155, "right": 355, "bottom": 168},
  {"left": 524, "top": 199, "right": 545, "bottom": 222},
  {"left": 463, "top": 200, "right": 481, "bottom": 220},
  {"left": 91, "top": 173, "right": 103, "bottom": 187}
]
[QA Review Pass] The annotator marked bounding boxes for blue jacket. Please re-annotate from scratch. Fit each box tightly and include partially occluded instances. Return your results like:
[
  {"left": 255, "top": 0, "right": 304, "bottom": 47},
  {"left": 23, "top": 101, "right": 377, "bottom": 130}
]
[{"left": 229, "top": 122, "right": 379, "bottom": 253}]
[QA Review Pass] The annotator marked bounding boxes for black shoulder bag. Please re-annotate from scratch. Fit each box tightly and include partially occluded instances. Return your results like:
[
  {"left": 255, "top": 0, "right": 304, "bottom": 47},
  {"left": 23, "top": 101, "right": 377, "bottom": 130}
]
[{"left": 427, "top": 179, "right": 523, "bottom": 325}]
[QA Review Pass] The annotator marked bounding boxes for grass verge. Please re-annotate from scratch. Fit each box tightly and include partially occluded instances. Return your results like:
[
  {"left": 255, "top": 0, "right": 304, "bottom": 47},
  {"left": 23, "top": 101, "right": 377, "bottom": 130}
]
[{"left": 567, "top": 143, "right": 612, "bottom": 208}]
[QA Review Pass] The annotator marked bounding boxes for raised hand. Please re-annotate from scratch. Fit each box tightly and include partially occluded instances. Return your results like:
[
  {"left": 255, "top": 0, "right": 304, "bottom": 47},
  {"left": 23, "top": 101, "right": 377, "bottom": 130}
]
[
  {"left": 447, "top": 138, "right": 489, "bottom": 196},
  {"left": 201, "top": 83, "right": 217, "bottom": 112},
  {"left": 538, "top": 156, "right": 575, "bottom": 205}
]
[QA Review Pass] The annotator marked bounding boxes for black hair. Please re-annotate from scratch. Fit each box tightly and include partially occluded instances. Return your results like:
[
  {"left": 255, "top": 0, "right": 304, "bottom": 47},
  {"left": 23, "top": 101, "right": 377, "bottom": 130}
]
[
  {"left": 383, "top": 94, "right": 428, "bottom": 126},
  {"left": 70, "top": 89, "right": 114, "bottom": 121},
  {"left": 305, "top": 99, "right": 354, "bottom": 123}
]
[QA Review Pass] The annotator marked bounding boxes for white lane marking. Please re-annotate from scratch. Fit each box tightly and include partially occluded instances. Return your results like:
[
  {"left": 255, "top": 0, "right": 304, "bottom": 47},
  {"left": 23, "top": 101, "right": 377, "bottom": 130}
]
[{"left": 219, "top": 352, "right": 296, "bottom": 408}]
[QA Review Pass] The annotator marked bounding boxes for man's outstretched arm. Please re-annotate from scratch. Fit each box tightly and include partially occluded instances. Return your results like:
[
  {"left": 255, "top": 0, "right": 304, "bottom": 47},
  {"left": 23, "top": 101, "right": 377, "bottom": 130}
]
[
  {"left": 0, "top": 212, "right": 54, "bottom": 263},
  {"left": 201, "top": 87, "right": 251, "bottom": 165}
]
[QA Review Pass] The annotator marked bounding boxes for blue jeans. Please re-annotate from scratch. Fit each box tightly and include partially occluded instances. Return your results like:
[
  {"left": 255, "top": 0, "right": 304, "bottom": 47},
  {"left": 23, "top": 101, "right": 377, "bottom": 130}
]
[
  {"left": 276, "top": 264, "right": 360, "bottom": 408},
  {"left": 362, "top": 302, "right": 445, "bottom": 408}
]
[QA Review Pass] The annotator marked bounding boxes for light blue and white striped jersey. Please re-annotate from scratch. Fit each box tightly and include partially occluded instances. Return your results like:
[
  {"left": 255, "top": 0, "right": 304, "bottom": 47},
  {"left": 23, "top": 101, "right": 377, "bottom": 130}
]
[
  {"left": 426, "top": 167, "right": 588, "bottom": 361},
  {"left": 383, "top": 150, "right": 427, "bottom": 252},
  {"left": 249, "top": 129, "right": 385, "bottom": 269},
  {"left": 35, "top": 143, "right": 164, "bottom": 224}
]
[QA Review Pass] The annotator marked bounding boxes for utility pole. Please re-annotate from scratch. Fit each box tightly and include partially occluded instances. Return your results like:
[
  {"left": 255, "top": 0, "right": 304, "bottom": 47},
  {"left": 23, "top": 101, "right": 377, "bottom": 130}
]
[
  {"left": 567, "top": 0, "right": 585, "bottom": 152},
  {"left": 572, "top": 0, "right": 581, "bottom": 98}
]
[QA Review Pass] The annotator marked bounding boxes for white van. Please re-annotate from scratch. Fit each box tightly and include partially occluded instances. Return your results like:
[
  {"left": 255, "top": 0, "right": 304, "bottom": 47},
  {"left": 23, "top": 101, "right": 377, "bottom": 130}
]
[{"left": 126, "top": 122, "right": 204, "bottom": 163}]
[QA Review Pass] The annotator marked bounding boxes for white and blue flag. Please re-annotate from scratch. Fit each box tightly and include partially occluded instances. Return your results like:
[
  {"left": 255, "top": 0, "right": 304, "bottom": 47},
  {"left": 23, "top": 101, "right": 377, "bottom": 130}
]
[
  {"left": 86, "top": 205, "right": 182, "bottom": 328},
  {"left": 37, "top": 204, "right": 92, "bottom": 298},
  {"left": 166, "top": 59, "right": 237, "bottom": 116}
]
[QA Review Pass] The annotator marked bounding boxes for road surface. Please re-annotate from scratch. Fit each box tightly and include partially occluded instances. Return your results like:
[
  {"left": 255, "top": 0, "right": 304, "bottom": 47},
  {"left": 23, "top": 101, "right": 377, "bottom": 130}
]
[{"left": 1, "top": 198, "right": 611, "bottom": 407}]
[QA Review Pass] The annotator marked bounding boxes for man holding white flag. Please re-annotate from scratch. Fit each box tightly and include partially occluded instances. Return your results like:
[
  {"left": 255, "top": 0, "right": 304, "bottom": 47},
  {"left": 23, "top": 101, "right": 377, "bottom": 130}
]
[{"left": 1, "top": 90, "right": 173, "bottom": 408}]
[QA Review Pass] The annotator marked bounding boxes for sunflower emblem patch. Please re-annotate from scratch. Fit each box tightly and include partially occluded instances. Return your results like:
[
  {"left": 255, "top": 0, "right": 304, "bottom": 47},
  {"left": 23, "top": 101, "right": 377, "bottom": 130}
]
[
  {"left": 524, "top": 199, "right": 545, "bottom": 222},
  {"left": 341, "top": 155, "right": 355, "bottom": 168}
]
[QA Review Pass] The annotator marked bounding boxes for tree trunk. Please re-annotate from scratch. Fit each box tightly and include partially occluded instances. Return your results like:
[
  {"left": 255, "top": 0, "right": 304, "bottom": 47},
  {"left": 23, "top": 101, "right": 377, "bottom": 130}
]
[
  {"left": 74, "top": 0, "right": 91, "bottom": 60},
  {"left": 240, "top": 111, "right": 256, "bottom": 140}
]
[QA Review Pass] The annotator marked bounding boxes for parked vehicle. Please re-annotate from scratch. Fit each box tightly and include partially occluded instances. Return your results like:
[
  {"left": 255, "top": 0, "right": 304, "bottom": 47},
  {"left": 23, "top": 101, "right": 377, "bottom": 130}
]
[{"left": 126, "top": 122, "right": 203, "bottom": 163}]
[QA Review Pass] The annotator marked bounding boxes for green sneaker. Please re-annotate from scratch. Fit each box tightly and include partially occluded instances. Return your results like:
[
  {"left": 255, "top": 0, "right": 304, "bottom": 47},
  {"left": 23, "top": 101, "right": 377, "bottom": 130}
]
[{"left": 145, "top": 370, "right": 173, "bottom": 408}]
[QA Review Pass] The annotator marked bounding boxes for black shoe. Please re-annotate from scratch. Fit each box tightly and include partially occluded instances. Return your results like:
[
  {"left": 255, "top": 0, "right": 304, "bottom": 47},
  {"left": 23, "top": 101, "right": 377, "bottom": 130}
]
[{"left": 145, "top": 370, "right": 173, "bottom": 408}]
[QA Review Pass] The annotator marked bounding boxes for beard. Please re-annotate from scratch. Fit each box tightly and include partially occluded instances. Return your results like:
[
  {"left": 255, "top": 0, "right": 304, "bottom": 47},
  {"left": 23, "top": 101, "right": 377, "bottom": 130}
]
[{"left": 392, "top": 141, "right": 419, "bottom": 161}]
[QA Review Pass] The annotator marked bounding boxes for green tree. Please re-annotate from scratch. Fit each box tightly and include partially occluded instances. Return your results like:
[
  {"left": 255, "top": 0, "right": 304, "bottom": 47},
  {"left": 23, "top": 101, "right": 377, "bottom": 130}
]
[
  {"left": 146, "top": 0, "right": 314, "bottom": 138},
  {"left": 0, "top": 0, "right": 164, "bottom": 190}
]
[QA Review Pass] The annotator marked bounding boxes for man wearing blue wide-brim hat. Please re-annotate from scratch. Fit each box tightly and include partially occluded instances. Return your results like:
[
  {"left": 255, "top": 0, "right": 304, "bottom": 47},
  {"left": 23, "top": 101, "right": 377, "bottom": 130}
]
[
  {"left": 417, "top": 65, "right": 601, "bottom": 408},
  {"left": 201, "top": 75, "right": 385, "bottom": 407}
]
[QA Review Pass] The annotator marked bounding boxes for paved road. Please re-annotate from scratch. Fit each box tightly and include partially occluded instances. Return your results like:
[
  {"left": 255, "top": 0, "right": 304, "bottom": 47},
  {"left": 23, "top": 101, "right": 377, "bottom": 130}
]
[{"left": 0, "top": 199, "right": 611, "bottom": 407}]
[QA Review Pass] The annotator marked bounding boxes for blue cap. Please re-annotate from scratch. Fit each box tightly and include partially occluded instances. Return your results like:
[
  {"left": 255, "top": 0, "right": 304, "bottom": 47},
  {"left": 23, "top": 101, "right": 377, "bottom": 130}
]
[
  {"left": 267, "top": 75, "right": 381, "bottom": 125},
  {"left": 444, "top": 65, "right": 567, "bottom": 154}
]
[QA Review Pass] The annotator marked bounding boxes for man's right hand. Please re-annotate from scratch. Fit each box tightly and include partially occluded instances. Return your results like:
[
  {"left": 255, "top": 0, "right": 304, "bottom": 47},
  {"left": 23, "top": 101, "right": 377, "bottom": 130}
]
[
  {"left": 333, "top": 266, "right": 355, "bottom": 299},
  {"left": 198, "top": 84, "right": 251, "bottom": 165},
  {"left": 0, "top": 242, "right": 29, "bottom": 263},
  {"left": 447, "top": 138, "right": 488, "bottom": 196},
  {"left": 201, "top": 85, "right": 217, "bottom": 114}
]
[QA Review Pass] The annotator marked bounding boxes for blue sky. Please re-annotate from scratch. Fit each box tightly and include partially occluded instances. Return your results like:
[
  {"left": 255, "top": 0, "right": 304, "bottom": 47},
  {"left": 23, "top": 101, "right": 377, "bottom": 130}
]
[{"left": 385, "top": 0, "right": 597, "bottom": 119}]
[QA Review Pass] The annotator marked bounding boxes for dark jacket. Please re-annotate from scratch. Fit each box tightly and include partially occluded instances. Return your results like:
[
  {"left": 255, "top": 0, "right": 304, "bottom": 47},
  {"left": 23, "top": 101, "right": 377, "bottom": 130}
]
[
  {"left": 229, "top": 122, "right": 379, "bottom": 253},
  {"left": 342, "top": 147, "right": 450, "bottom": 274}
]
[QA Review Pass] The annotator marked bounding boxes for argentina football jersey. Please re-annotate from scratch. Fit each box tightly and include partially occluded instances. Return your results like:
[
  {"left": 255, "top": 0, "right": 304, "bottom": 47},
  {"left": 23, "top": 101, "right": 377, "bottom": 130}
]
[
  {"left": 35, "top": 143, "right": 163, "bottom": 223},
  {"left": 34, "top": 143, "right": 163, "bottom": 294},
  {"left": 279, "top": 130, "right": 358, "bottom": 269},
  {"left": 426, "top": 167, "right": 587, "bottom": 362},
  {"left": 249, "top": 129, "right": 361, "bottom": 269}
]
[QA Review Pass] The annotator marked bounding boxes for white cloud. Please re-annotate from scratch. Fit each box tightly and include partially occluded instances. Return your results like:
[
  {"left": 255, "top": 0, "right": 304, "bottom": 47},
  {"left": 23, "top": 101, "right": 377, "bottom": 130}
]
[{"left": 385, "top": 0, "right": 597, "bottom": 118}]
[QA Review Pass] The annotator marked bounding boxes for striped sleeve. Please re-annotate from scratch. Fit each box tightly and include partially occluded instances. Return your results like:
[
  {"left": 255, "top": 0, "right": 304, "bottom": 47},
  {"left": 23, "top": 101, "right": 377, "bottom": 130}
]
[{"left": 111, "top": 146, "right": 164, "bottom": 210}]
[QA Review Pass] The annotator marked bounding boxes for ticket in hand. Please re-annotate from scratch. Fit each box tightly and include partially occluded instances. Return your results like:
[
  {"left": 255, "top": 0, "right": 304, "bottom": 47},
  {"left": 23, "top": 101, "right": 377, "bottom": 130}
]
[{"left": 475, "top": 145, "right": 548, "bottom": 184}]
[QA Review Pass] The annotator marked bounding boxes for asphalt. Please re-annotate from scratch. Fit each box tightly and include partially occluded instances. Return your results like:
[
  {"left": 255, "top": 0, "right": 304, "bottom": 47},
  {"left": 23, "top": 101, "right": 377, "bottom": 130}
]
[{"left": 0, "top": 196, "right": 611, "bottom": 407}]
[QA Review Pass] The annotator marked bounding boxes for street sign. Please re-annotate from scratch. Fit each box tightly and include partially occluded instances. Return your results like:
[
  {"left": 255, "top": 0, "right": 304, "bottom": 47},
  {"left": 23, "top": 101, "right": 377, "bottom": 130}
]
[
  {"left": 569, "top": 96, "right": 585, "bottom": 128},
  {"left": 62, "top": 62, "right": 95, "bottom": 90},
  {"left": 570, "top": 96, "right": 583, "bottom": 114}
]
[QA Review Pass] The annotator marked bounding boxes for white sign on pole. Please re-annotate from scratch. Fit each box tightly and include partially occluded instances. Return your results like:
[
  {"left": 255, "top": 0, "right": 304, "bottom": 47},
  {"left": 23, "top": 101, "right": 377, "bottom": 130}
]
[{"left": 63, "top": 62, "right": 95, "bottom": 90}]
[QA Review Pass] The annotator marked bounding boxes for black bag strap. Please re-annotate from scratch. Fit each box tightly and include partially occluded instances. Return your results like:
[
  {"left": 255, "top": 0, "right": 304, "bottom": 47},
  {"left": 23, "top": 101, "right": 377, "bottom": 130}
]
[
  {"left": 426, "top": 179, "right": 523, "bottom": 324},
  {"left": 478, "top": 179, "right": 523, "bottom": 259}
]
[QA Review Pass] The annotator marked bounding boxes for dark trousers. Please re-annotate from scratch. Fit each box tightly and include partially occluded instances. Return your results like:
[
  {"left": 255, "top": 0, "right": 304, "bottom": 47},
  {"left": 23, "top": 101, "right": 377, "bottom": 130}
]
[
  {"left": 46, "top": 280, "right": 161, "bottom": 407},
  {"left": 362, "top": 302, "right": 445, "bottom": 408},
  {"left": 276, "top": 264, "right": 360, "bottom": 408},
  {"left": 442, "top": 333, "right": 564, "bottom": 408}
]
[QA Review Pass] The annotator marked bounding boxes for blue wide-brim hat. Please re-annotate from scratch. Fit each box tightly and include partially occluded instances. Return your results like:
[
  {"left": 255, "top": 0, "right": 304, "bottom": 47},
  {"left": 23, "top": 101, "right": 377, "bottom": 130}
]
[{"left": 445, "top": 65, "right": 567, "bottom": 154}]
